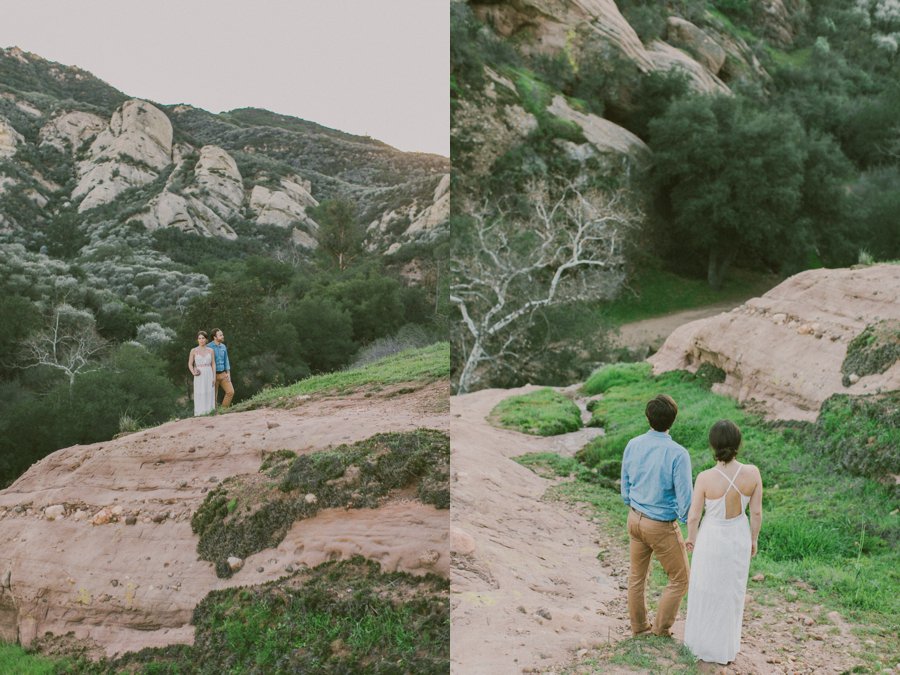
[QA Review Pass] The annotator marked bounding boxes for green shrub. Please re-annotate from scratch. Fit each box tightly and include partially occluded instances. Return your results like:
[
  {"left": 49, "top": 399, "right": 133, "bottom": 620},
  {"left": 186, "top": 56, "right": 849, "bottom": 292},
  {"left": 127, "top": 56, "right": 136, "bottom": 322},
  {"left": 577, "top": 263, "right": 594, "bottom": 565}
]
[{"left": 489, "top": 388, "right": 582, "bottom": 436}]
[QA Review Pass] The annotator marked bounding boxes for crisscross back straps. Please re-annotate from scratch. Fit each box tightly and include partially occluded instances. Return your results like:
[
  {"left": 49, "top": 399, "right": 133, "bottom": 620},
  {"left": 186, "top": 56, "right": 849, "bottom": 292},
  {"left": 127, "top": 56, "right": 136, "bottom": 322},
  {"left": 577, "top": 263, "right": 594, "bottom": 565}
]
[{"left": 713, "top": 464, "right": 745, "bottom": 497}]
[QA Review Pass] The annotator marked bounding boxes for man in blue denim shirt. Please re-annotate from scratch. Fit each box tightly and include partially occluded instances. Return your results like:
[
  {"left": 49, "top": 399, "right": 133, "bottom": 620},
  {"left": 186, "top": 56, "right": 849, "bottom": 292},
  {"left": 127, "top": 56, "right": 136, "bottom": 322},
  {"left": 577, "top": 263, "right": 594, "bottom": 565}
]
[
  {"left": 621, "top": 394, "right": 692, "bottom": 637},
  {"left": 209, "top": 328, "right": 234, "bottom": 408}
]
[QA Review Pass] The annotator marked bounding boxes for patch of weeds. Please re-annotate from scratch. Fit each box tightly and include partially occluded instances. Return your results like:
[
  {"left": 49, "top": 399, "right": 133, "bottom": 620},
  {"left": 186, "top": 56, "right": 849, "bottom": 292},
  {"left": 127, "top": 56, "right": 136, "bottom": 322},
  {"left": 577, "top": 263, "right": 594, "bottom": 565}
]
[
  {"left": 568, "top": 635, "right": 699, "bottom": 673},
  {"left": 259, "top": 450, "right": 297, "bottom": 477},
  {"left": 80, "top": 557, "right": 449, "bottom": 674},
  {"left": 813, "top": 392, "right": 900, "bottom": 496},
  {"left": 842, "top": 320, "right": 900, "bottom": 382},
  {"left": 192, "top": 430, "right": 449, "bottom": 577},
  {"left": 691, "top": 362, "right": 726, "bottom": 389},
  {"left": 489, "top": 388, "right": 582, "bottom": 436}
]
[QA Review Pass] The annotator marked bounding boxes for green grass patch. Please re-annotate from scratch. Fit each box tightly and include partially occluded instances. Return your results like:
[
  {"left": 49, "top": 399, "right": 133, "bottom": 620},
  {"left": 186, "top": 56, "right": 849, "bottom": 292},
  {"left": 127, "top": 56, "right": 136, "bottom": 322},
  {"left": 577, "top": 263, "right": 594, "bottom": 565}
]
[
  {"left": 583, "top": 362, "right": 652, "bottom": 395},
  {"left": 192, "top": 429, "right": 449, "bottom": 577},
  {"left": 548, "top": 363, "right": 899, "bottom": 644},
  {"left": 76, "top": 557, "right": 449, "bottom": 674},
  {"left": 600, "top": 266, "right": 778, "bottom": 327},
  {"left": 766, "top": 45, "right": 813, "bottom": 69},
  {"left": 0, "top": 643, "right": 69, "bottom": 674},
  {"left": 237, "top": 343, "right": 449, "bottom": 410},
  {"left": 489, "top": 388, "right": 582, "bottom": 436}
]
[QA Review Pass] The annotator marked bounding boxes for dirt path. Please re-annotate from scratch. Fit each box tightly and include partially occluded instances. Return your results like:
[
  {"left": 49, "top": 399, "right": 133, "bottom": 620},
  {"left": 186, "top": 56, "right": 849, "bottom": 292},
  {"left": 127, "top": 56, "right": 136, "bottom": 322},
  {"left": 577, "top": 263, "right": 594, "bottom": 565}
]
[
  {"left": 451, "top": 387, "right": 864, "bottom": 674},
  {"left": 614, "top": 302, "right": 741, "bottom": 352},
  {"left": 451, "top": 386, "right": 625, "bottom": 673}
]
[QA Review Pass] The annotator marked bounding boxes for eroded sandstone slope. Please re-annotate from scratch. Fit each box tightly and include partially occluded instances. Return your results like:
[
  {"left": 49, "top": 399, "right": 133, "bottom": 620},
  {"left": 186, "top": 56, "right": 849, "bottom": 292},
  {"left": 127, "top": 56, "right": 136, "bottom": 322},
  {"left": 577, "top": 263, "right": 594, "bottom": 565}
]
[
  {"left": 0, "top": 381, "right": 449, "bottom": 657},
  {"left": 649, "top": 264, "right": 900, "bottom": 421}
]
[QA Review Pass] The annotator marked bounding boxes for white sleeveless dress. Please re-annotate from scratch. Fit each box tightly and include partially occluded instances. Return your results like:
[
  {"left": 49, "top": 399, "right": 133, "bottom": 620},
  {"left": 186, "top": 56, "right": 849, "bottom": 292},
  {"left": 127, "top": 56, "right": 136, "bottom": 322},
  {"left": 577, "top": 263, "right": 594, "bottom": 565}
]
[
  {"left": 193, "top": 351, "right": 215, "bottom": 416},
  {"left": 684, "top": 465, "right": 752, "bottom": 664}
]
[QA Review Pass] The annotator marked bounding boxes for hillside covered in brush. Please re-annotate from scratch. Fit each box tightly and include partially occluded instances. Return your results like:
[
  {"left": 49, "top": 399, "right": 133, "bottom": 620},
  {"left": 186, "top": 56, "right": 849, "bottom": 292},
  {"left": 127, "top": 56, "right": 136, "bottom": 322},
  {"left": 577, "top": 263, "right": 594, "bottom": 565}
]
[
  {"left": 450, "top": 0, "right": 900, "bottom": 391},
  {"left": 0, "top": 46, "right": 449, "bottom": 487}
]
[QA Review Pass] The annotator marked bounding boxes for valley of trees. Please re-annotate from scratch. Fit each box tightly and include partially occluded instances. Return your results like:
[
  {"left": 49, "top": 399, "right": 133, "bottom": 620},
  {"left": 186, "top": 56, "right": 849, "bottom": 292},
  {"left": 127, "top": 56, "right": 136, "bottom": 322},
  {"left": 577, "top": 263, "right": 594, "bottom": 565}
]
[
  {"left": 450, "top": 0, "right": 900, "bottom": 390},
  {"left": 0, "top": 212, "right": 447, "bottom": 487}
]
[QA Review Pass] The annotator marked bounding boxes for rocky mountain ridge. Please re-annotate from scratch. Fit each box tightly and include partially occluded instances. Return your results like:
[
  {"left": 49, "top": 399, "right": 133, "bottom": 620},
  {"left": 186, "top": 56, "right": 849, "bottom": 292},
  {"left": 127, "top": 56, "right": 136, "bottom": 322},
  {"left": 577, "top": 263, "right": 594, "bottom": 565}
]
[{"left": 0, "top": 46, "right": 448, "bottom": 255}]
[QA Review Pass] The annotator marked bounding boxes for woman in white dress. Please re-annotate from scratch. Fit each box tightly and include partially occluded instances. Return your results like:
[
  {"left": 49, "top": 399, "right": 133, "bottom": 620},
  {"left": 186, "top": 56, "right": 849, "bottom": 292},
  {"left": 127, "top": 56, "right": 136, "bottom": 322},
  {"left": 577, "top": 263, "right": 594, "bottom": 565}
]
[
  {"left": 188, "top": 331, "right": 216, "bottom": 416},
  {"left": 684, "top": 420, "right": 763, "bottom": 665}
]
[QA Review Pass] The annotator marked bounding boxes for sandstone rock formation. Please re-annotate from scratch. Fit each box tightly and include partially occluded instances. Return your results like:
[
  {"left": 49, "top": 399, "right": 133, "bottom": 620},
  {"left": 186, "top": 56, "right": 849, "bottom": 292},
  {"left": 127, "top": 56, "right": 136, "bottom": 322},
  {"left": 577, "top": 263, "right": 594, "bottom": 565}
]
[
  {"left": 666, "top": 17, "right": 727, "bottom": 74},
  {"left": 0, "top": 116, "right": 24, "bottom": 158},
  {"left": 471, "top": 0, "right": 729, "bottom": 94},
  {"left": 135, "top": 144, "right": 245, "bottom": 240},
  {"left": 73, "top": 99, "right": 174, "bottom": 212},
  {"left": 39, "top": 111, "right": 107, "bottom": 154},
  {"left": 649, "top": 265, "right": 900, "bottom": 421},
  {"left": 547, "top": 95, "right": 649, "bottom": 156},
  {"left": 0, "top": 382, "right": 449, "bottom": 657}
]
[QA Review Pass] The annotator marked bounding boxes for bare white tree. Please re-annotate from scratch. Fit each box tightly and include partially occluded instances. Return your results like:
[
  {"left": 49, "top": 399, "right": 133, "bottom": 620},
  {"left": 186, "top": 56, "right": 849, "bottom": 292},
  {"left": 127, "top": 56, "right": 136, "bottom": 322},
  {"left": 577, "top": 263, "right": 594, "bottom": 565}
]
[
  {"left": 20, "top": 304, "right": 107, "bottom": 388},
  {"left": 451, "top": 180, "right": 641, "bottom": 394}
]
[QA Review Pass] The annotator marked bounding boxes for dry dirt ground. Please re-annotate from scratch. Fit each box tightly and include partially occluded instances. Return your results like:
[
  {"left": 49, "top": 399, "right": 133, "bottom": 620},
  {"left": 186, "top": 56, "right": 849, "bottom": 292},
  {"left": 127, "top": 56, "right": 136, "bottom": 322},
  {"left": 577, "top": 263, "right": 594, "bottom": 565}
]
[
  {"left": 450, "top": 386, "right": 865, "bottom": 674},
  {"left": 0, "top": 381, "right": 449, "bottom": 657},
  {"left": 613, "top": 302, "right": 743, "bottom": 353}
]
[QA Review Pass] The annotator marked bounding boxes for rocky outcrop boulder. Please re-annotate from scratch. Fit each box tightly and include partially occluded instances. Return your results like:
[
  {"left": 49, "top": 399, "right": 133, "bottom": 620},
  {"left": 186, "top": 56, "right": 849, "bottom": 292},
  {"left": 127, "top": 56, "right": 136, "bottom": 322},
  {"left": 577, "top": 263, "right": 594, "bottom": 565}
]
[
  {"left": 472, "top": 0, "right": 729, "bottom": 94},
  {"left": 0, "top": 116, "right": 24, "bottom": 158},
  {"left": 134, "top": 144, "right": 244, "bottom": 240},
  {"left": 649, "top": 265, "right": 900, "bottom": 421},
  {"left": 666, "top": 17, "right": 727, "bottom": 74},
  {"left": 39, "top": 111, "right": 107, "bottom": 154},
  {"left": 248, "top": 176, "right": 320, "bottom": 246},
  {"left": 73, "top": 100, "right": 174, "bottom": 212},
  {"left": 547, "top": 95, "right": 649, "bottom": 156},
  {"left": 0, "top": 383, "right": 449, "bottom": 657}
]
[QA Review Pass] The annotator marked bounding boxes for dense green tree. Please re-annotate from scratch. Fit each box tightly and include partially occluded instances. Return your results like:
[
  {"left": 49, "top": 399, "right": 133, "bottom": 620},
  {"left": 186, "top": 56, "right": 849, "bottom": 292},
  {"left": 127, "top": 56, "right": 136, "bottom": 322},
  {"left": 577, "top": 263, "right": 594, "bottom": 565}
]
[
  {"left": 321, "top": 268, "right": 406, "bottom": 344},
  {"left": 287, "top": 296, "right": 357, "bottom": 373},
  {"left": 309, "top": 199, "right": 365, "bottom": 271},
  {"left": 0, "top": 294, "right": 40, "bottom": 378},
  {"left": 649, "top": 95, "right": 807, "bottom": 288},
  {"left": 849, "top": 167, "right": 900, "bottom": 261}
]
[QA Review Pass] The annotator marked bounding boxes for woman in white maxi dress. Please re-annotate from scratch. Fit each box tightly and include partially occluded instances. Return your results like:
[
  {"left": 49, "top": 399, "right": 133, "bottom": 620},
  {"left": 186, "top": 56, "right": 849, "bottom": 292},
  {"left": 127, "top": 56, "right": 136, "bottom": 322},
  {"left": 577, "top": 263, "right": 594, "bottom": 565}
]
[
  {"left": 684, "top": 420, "right": 763, "bottom": 665},
  {"left": 188, "top": 331, "right": 216, "bottom": 416}
]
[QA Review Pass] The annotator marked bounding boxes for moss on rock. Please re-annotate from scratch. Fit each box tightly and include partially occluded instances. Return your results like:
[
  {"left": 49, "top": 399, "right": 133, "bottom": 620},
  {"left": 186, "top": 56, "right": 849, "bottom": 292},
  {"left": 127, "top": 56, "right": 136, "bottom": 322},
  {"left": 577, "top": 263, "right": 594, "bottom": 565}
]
[{"left": 191, "top": 429, "right": 449, "bottom": 578}]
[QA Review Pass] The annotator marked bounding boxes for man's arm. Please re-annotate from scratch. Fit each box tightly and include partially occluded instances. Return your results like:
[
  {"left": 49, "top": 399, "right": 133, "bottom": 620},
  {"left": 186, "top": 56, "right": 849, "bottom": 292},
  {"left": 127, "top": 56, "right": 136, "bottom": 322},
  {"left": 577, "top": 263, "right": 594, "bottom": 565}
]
[
  {"left": 224, "top": 345, "right": 231, "bottom": 374},
  {"left": 673, "top": 451, "right": 693, "bottom": 523},
  {"left": 620, "top": 443, "right": 632, "bottom": 506}
]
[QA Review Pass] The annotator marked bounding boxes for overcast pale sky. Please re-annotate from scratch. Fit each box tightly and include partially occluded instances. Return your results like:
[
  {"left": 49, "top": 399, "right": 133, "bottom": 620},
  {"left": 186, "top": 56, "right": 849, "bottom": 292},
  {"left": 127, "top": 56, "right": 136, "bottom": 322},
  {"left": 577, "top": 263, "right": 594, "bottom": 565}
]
[{"left": 0, "top": 0, "right": 449, "bottom": 156}]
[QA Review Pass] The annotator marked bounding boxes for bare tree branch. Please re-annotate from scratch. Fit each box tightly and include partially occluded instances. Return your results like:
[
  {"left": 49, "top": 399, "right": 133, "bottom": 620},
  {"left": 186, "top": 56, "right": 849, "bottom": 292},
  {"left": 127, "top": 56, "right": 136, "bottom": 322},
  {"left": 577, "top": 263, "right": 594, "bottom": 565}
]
[
  {"left": 451, "top": 179, "right": 641, "bottom": 393},
  {"left": 19, "top": 304, "right": 107, "bottom": 388}
]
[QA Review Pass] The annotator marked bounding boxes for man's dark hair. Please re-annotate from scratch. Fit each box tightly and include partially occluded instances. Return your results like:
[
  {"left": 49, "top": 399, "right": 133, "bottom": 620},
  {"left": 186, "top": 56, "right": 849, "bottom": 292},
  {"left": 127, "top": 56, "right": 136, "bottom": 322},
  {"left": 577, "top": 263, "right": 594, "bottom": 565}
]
[
  {"left": 708, "top": 419, "right": 742, "bottom": 462},
  {"left": 645, "top": 394, "right": 677, "bottom": 431},
  {"left": 211, "top": 328, "right": 223, "bottom": 339}
]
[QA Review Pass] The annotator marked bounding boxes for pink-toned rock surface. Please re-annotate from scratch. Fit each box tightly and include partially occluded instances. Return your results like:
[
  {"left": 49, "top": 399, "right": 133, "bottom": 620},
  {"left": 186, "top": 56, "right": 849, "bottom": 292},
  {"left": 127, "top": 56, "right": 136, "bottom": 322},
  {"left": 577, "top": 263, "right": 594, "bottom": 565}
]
[
  {"left": 0, "top": 383, "right": 449, "bottom": 657},
  {"left": 649, "top": 265, "right": 900, "bottom": 421}
]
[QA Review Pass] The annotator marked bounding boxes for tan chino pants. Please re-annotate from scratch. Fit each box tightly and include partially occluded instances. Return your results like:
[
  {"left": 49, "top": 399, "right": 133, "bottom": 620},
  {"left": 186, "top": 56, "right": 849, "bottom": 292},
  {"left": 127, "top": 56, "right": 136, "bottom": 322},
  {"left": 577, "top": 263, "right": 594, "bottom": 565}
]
[
  {"left": 627, "top": 507, "right": 690, "bottom": 636},
  {"left": 215, "top": 372, "right": 234, "bottom": 408}
]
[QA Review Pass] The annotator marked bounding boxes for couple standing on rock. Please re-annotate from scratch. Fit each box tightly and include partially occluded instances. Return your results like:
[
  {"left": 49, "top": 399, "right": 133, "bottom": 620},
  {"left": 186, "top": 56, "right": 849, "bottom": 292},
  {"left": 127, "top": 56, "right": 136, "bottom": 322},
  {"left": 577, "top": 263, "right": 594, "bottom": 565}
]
[
  {"left": 621, "top": 394, "right": 764, "bottom": 666},
  {"left": 187, "top": 328, "right": 234, "bottom": 416}
]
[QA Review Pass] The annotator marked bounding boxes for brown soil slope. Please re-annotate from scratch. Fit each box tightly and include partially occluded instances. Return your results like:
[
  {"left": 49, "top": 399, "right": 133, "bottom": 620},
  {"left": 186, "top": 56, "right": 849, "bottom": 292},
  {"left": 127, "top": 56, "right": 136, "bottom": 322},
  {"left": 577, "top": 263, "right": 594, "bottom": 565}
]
[{"left": 0, "top": 382, "right": 449, "bottom": 657}]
